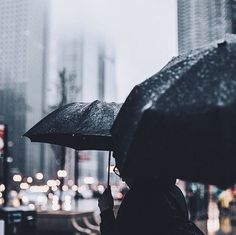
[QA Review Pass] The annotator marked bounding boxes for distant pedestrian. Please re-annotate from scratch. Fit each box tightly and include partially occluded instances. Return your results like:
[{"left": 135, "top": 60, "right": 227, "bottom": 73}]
[
  {"left": 98, "top": 176, "right": 204, "bottom": 235},
  {"left": 218, "top": 189, "right": 233, "bottom": 216},
  {"left": 187, "top": 188, "right": 198, "bottom": 221}
]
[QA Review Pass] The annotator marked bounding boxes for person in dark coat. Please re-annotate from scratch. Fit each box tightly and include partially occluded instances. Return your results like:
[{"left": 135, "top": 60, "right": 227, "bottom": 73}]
[{"left": 98, "top": 176, "right": 204, "bottom": 235}]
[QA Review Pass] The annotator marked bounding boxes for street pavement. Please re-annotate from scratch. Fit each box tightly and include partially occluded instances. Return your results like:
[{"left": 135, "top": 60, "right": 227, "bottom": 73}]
[
  {"left": 66, "top": 199, "right": 236, "bottom": 234},
  {"left": 37, "top": 199, "right": 236, "bottom": 234},
  {"left": 195, "top": 201, "right": 236, "bottom": 235}
]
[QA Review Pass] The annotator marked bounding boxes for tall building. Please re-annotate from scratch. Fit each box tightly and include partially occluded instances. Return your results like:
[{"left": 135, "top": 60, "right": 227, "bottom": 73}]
[
  {"left": 52, "top": 34, "right": 117, "bottom": 183},
  {"left": 229, "top": 0, "right": 236, "bottom": 33},
  {"left": 177, "top": 0, "right": 234, "bottom": 54},
  {"left": 0, "top": 0, "right": 48, "bottom": 175},
  {"left": 58, "top": 36, "right": 84, "bottom": 102}
]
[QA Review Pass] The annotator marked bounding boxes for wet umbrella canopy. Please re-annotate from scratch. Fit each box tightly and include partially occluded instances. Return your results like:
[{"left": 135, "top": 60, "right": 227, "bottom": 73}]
[
  {"left": 24, "top": 100, "right": 122, "bottom": 151},
  {"left": 111, "top": 34, "right": 236, "bottom": 188}
]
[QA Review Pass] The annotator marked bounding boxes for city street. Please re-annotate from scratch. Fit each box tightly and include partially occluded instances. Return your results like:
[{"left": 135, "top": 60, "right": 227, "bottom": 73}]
[
  {"left": 36, "top": 199, "right": 236, "bottom": 235},
  {"left": 74, "top": 200, "right": 236, "bottom": 234},
  {"left": 2, "top": 0, "right": 236, "bottom": 234},
  {"left": 24, "top": 199, "right": 236, "bottom": 235}
]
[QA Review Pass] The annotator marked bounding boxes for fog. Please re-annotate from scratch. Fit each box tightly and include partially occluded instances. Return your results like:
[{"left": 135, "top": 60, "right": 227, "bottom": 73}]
[{"left": 51, "top": 0, "right": 178, "bottom": 101}]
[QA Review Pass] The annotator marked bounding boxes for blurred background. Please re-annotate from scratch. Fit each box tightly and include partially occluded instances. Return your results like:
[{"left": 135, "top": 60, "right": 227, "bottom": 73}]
[{"left": 1, "top": 0, "right": 236, "bottom": 234}]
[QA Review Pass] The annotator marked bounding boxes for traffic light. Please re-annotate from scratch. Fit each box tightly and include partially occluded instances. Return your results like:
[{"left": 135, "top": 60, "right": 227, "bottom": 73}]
[{"left": 0, "top": 124, "right": 7, "bottom": 154}]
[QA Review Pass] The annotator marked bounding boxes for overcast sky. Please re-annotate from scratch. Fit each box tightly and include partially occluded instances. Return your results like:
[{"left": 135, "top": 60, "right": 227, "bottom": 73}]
[{"left": 51, "top": 0, "right": 178, "bottom": 102}]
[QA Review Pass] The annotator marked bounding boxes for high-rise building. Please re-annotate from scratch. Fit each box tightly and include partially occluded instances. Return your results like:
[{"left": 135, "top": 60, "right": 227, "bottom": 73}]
[
  {"left": 58, "top": 36, "right": 84, "bottom": 102},
  {"left": 0, "top": 0, "right": 48, "bottom": 175},
  {"left": 229, "top": 0, "right": 236, "bottom": 33},
  {"left": 53, "top": 34, "right": 117, "bottom": 183},
  {"left": 177, "top": 0, "right": 234, "bottom": 54}
]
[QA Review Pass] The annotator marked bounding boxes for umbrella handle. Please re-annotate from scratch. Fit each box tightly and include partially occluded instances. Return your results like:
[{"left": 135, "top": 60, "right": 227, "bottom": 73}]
[{"left": 107, "top": 151, "right": 112, "bottom": 188}]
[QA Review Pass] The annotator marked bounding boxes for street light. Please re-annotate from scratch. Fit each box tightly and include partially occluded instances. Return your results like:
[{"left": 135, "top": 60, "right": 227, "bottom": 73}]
[
  {"left": 62, "top": 185, "right": 68, "bottom": 191},
  {"left": 57, "top": 170, "right": 67, "bottom": 210},
  {"left": 47, "top": 180, "right": 57, "bottom": 187},
  {"left": 27, "top": 177, "right": 33, "bottom": 184},
  {"left": 13, "top": 174, "right": 22, "bottom": 182},
  {"left": 35, "top": 172, "right": 44, "bottom": 180},
  {"left": 20, "top": 182, "right": 29, "bottom": 190},
  {"left": 72, "top": 185, "right": 78, "bottom": 191},
  {"left": 0, "top": 184, "right": 5, "bottom": 192},
  {"left": 57, "top": 170, "right": 67, "bottom": 178}
]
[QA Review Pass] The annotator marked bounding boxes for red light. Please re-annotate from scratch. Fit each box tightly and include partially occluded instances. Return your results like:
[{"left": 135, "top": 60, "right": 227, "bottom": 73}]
[{"left": 0, "top": 124, "right": 6, "bottom": 153}]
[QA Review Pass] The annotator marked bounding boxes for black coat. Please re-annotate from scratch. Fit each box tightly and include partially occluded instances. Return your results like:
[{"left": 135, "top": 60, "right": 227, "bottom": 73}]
[{"left": 100, "top": 180, "right": 191, "bottom": 235}]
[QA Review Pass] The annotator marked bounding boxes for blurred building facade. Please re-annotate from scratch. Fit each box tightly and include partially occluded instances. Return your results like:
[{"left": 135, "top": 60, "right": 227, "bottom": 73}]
[
  {"left": 230, "top": 0, "right": 236, "bottom": 33},
  {"left": 177, "top": 0, "right": 236, "bottom": 54},
  {"left": 0, "top": 0, "right": 48, "bottom": 176},
  {"left": 45, "top": 32, "right": 117, "bottom": 183}
]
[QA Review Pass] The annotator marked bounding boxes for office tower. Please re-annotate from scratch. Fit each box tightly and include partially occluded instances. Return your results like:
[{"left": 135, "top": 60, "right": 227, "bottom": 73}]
[
  {"left": 229, "top": 0, "right": 236, "bottom": 33},
  {"left": 0, "top": 0, "right": 48, "bottom": 175},
  {"left": 177, "top": 0, "right": 234, "bottom": 54},
  {"left": 54, "top": 34, "right": 116, "bottom": 183}
]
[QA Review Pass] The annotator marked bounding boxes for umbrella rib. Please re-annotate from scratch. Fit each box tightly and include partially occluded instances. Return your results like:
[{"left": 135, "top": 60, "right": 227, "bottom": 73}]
[{"left": 72, "top": 101, "right": 97, "bottom": 135}]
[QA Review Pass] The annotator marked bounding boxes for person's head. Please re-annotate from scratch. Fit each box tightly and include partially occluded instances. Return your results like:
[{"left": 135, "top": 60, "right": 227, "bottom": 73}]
[
  {"left": 113, "top": 166, "right": 176, "bottom": 188},
  {"left": 123, "top": 176, "right": 176, "bottom": 189}
]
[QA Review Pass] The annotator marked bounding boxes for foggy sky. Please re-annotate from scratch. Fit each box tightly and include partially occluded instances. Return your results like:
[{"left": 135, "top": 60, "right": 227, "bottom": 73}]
[{"left": 51, "top": 0, "right": 178, "bottom": 102}]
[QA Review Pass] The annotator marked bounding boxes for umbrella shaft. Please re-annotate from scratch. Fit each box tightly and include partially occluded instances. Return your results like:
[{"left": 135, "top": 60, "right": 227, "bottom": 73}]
[{"left": 107, "top": 151, "right": 111, "bottom": 188}]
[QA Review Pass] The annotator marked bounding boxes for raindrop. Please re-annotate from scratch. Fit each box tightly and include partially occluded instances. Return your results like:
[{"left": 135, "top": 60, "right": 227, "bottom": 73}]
[{"left": 141, "top": 101, "right": 153, "bottom": 112}]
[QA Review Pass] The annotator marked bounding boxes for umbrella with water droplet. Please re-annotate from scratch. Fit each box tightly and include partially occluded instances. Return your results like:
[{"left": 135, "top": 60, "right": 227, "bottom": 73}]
[
  {"left": 111, "top": 34, "right": 236, "bottom": 188},
  {"left": 24, "top": 100, "right": 122, "bottom": 187}
]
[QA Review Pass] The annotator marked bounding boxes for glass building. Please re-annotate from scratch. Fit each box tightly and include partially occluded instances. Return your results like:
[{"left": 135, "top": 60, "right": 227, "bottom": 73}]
[
  {"left": 0, "top": 0, "right": 48, "bottom": 175},
  {"left": 47, "top": 32, "right": 117, "bottom": 183},
  {"left": 177, "top": 0, "right": 234, "bottom": 54}
]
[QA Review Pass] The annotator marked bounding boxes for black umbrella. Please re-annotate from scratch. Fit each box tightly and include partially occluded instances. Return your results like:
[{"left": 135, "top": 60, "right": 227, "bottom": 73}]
[
  {"left": 24, "top": 100, "right": 121, "bottom": 151},
  {"left": 24, "top": 100, "right": 121, "bottom": 187},
  {"left": 111, "top": 34, "right": 236, "bottom": 188}
]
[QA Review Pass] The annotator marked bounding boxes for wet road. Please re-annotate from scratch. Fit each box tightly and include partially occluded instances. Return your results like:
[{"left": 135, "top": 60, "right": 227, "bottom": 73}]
[
  {"left": 72, "top": 199, "right": 236, "bottom": 234},
  {"left": 43, "top": 199, "right": 236, "bottom": 234},
  {"left": 194, "top": 201, "right": 236, "bottom": 235},
  {"left": 74, "top": 199, "right": 236, "bottom": 234}
]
